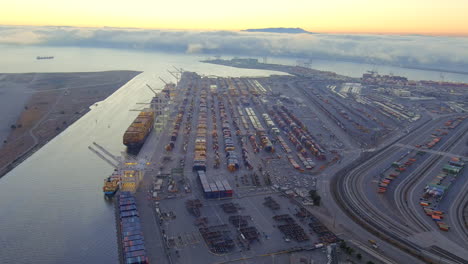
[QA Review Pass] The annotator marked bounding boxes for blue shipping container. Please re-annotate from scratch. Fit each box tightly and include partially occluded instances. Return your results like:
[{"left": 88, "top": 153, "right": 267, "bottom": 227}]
[
  {"left": 125, "top": 250, "right": 146, "bottom": 258},
  {"left": 124, "top": 244, "right": 146, "bottom": 253},
  {"left": 123, "top": 234, "right": 144, "bottom": 242},
  {"left": 125, "top": 256, "right": 147, "bottom": 264}
]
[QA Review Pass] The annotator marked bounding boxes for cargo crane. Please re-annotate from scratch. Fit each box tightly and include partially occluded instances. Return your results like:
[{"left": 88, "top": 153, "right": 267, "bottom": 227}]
[
  {"left": 158, "top": 78, "right": 168, "bottom": 85},
  {"left": 167, "top": 70, "right": 180, "bottom": 84},
  {"left": 172, "top": 66, "right": 183, "bottom": 74},
  {"left": 92, "top": 142, "right": 120, "bottom": 162},
  {"left": 129, "top": 84, "right": 171, "bottom": 134},
  {"left": 89, "top": 141, "right": 151, "bottom": 193},
  {"left": 88, "top": 142, "right": 122, "bottom": 196},
  {"left": 130, "top": 84, "right": 164, "bottom": 110},
  {"left": 88, "top": 145, "right": 119, "bottom": 169},
  {"left": 88, "top": 141, "right": 127, "bottom": 169},
  {"left": 146, "top": 84, "right": 159, "bottom": 95}
]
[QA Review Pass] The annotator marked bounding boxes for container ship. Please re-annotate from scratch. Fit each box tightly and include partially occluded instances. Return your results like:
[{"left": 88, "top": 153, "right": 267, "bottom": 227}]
[
  {"left": 123, "top": 109, "right": 155, "bottom": 151},
  {"left": 36, "top": 56, "right": 54, "bottom": 60}
]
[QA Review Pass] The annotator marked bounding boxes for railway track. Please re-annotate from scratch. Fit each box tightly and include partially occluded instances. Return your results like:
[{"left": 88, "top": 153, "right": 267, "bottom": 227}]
[
  {"left": 394, "top": 155, "right": 440, "bottom": 232},
  {"left": 430, "top": 246, "right": 468, "bottom": 264},
  {"left": 332, "top": 116, "right": 468, "bottom": 264},
  {"left": 451, "top": 125, "right": 468, "bottom": 246},
  {"left": 394, "top": 121, "right": 468, "bottom": 234},
  {"left": 342, "top": 147, "right": 415, "bottom": 238},
  {"left": 454, "top": 191, "right": 468, "bottom": 246}
]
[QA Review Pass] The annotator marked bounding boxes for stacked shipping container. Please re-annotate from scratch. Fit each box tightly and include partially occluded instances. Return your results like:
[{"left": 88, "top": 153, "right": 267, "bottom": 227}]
[
  {"left": 219, "top": 100, "right": 239, "bottom": 171},
  {"left": 197, "top": 170, "right": 233, "bottom": 199},
  {"left": 118, "top": 192, "right": 149, "bottom": 264},
  {"left": 420, "top": 157, "right": 465, "bottom": 231},
  {"left": 165, "top": 98, "right": 188, "bottom": 151},
  {"left": 245, "top": 107, "right": 274, "bottom": 152},
  {"left": 193, "top": 89, "right": 208, "bottom": 172},
  {"left": 271, "top": 105, "right": 326, "bottom": 160}
]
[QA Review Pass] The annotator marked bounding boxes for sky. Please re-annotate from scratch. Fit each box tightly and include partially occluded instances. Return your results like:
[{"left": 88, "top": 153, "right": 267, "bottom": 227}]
[{"left": 1, "top": 0, "right": 468, "bottom": 35}]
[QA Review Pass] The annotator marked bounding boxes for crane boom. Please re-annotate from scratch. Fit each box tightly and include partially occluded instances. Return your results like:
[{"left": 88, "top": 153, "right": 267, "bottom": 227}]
[
  {"left": 159, "top": 77, "right": 168, "bottom": 85},
  {"left": 146, "top": 84, "right": 158, "bottom": 95}
]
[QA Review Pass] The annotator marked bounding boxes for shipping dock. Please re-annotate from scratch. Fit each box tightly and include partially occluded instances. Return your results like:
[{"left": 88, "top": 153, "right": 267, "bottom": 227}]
[
  {"left": 105, "top": 71, "right": 345, "bottom": 264},
  {"left": 97, "top": 63, "right": 468, "bottom": 264}
]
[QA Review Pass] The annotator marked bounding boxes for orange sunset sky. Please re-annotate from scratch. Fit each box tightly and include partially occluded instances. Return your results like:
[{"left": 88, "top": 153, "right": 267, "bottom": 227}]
[{"left": 1, "top": 0, "right": 467, "bottom": 35}]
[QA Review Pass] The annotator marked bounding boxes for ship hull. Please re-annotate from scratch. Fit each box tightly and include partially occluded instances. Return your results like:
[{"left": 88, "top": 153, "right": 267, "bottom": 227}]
[
  {"left": 123, "top": 108, "right": 155, "bottom": 154},
  {"left": 124, "top": 129, "right": 151, "bottom": 154},
  {"left": 104, "top": 190, "right": 118, "bottom": 196}
]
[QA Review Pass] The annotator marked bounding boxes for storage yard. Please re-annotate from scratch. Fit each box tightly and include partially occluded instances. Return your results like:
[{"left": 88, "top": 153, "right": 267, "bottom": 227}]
[
  {"left": 113, "top": 71, "right": 355, "bottom": 264},
  {"left": 107, "top": 61, "right": 468, "bottom": 264}
]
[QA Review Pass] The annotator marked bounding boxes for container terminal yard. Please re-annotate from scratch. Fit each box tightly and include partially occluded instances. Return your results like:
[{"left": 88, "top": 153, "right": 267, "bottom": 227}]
[{"left": 95, "top": 60, "right": 468, "bottom": 264}]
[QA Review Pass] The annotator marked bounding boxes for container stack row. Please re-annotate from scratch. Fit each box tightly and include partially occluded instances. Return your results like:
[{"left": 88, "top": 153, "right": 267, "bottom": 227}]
[
  {"left": 420, "top": 158, "right": 465, "bottom": 231},
  {"left": 261, "top": 113, "right": 280, "bottom": 135},
  {"left": 237, "top": 105, "right": 251, "bottom": 130},
  {"left": 182, "top": 98, "right": 194, "bottom": 154},
  {"left": 193, "top": 90, "right": 208, "bottom": 172},
  {"left": 238, "top": 138, "right": 254, "bottom": 170},
  {"left": 197, "top": 170, "right": 233, "bottom": 199},
  {"left": 118, "top": 192, "right": 149, "bottom": 264},
  {"left": 286, "top": 155, "right": 301, "bottom": 170},
  {"left": 297, "top": 152, "right": 315, "bottom": 170},
  {"left": 276, "top": 136, "right": 292, "bottom": 153},
  {"left": 165, "top": 98, "right": 188, "bottom": 151},
  {"left": 219, "top": 100, "right": 239, "bottom": 171},
  {"left": 271, "top": 105, "right": 326, "bottom": 160},
  {"left": 377, "top": 157, "right": 416, "bottom": 193},
  {"left": 245, "top": 107, "right": 274, "bottom": 152},
  {"left": 248, "top": 79, "right": 267, "bottom": 95},
  {"left": 210, "top": 93, "right": 221, "bottom": 169}
]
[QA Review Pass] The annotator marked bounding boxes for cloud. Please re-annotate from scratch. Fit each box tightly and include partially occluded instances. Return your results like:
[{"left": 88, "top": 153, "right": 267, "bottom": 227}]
[
  {"left": 1, "top": 25, "right": 468, "bottom": 71},
  {"left": 0, "top": 27, "right": 45, "bottom": 44},
  {"left": 186, "top": 43, "right": 204, "bottom": 53}
]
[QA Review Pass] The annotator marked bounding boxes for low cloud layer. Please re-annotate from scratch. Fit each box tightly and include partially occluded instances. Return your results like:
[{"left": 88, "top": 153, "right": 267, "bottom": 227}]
[{"left": 1, "top": 25, "right": 468, "bottom": 72}]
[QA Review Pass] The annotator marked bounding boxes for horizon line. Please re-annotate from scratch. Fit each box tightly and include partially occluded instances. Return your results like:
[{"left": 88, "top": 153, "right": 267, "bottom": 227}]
[{"left": 1, "top": 23, "right": 467, "bottom": 37}]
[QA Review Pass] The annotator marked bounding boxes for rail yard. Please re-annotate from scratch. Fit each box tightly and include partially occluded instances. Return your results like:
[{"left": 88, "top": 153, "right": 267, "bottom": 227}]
[{"left": 104, "top": 60, "right": 468, "bottom": 264}]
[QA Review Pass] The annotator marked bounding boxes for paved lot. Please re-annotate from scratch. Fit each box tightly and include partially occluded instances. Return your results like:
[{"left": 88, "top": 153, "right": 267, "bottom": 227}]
[{"left": 128, "top": 71, "right": 436, "bottom": 264}]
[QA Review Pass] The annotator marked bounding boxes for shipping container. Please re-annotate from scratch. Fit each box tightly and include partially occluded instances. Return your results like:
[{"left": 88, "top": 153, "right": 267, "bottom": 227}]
[
  {"left": 125, "top": 256, "right": 148, "bottom": 264},
  {"left": 124, "top": 239, "right": 145, "bottom": 248},
  {"left": 124, "top": 244, "right": 146, "bottom": 253},
  {"left": 123, "top": 234, "right": 144, "bottom": 242},
  {"left": 121, "top": 210, "right": 139, "bottom": 218},
  {"left": 125, "top": 250, "right": 146, "bottom": 258}
]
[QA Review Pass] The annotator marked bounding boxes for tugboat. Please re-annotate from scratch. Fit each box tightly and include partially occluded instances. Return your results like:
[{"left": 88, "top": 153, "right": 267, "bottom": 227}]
[{"left": 102, "top": 172, "right": 120, "bottom": 196}]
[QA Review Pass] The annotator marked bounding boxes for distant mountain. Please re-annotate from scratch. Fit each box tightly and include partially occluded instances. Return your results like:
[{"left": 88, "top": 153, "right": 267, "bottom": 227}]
[{"left": 242, "top": 27, "right": 313, "bottom": 34}]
